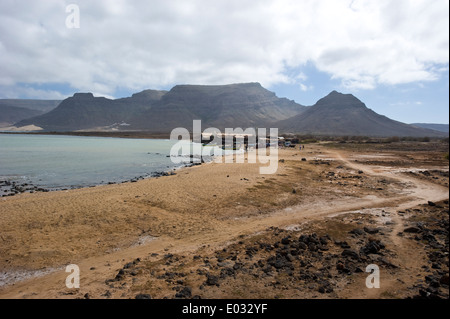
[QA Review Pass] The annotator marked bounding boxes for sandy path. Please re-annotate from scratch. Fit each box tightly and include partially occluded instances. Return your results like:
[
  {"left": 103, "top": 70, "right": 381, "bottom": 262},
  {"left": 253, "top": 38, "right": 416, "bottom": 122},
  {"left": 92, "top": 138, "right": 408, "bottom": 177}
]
[
  {"left": 0, "top": 146, "right": 448, "bottom": 298},
  {"left": 329, "top": 150, "right": 448, "bottom": 298},
  {"left": 334, "top": 151, "right": 448, "bottom": 206}
]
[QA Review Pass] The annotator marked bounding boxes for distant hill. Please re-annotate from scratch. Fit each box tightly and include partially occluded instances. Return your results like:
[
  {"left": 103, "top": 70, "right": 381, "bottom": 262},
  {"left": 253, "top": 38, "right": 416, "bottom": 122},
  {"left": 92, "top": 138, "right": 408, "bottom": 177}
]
[
  {"left": 16, "top": 90, "right": 168, "bottom": 131},
  {"left": 411, "top": 123, "right": 449, "bottom": 133},
  {"left": 0, "top": 99, "right": 61, "bottom": 113},
  {"left": 10, "top": 85, "right": 447, "bottom": 137},
  {"left": 16, "top": 83, "right": 306, "bottom": 132},
  {"left": 0, "top": 99, "right": 61, "bottom": 127},
  {"left": 277, "top": 91, "right": 447, "bottom": 137},
  {"left": 0, "top": 104, "right": 45, "bottom": 126}
]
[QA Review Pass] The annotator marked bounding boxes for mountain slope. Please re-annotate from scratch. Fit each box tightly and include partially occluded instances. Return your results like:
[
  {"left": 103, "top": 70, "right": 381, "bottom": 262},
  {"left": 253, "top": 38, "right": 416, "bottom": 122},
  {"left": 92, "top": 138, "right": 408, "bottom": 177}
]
[
  {"left": 277, "top": 91, "right": 446, "bottom": 137},
  {"left": 16, "top": 90, "right": 168, "bottom": 131},
  {"left": 411, "top": 123, "right": 449, "bottom": 133},
  {"left": 17, "top": 83, "right": 305, "bottom": 132},
  {"left": 131, "top": 83, "right": 306, "bottom": 131},
  {"left": 0, "top": 99, "right": 61, "bottom": 114},
  {"left": 12, "top": 86, "right": 445, "bottom": 137},
  {"left": 0, "top": 105, "right": 44, "bottom": 126}
]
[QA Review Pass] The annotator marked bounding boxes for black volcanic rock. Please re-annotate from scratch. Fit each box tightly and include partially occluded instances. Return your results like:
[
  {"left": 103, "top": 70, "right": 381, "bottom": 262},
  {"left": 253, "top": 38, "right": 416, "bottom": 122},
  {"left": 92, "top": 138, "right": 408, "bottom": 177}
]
[{"left": 277, "top": 91, "right": 446, "bottom": 137}]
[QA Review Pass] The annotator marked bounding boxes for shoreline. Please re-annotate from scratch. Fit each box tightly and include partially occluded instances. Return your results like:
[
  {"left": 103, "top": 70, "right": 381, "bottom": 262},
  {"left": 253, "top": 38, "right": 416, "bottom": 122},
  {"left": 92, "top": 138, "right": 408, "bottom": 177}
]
[
  {"left": 0, "top": 131, "right": 172, "bottom": 140},
  {"left": 0, "top": 133, "right": 219, "bottom": 197},
  {"left": 0, "top": 155, "right": 214, "bottom": 198}
]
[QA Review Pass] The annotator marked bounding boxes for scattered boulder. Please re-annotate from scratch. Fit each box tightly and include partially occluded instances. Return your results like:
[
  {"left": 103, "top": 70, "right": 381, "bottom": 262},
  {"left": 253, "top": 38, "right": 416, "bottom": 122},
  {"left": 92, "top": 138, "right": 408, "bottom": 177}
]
[
  {"left": 114, "top": 269, "right": 125, "bottom": 281},
  {"left": 349, "top": 228, "right": 365, "bottom": 236},
  {"left": 135, "top": 294, "right": 152, "bottom": 299},
  {"left": 341, "top": 249, "right": 359, "bottom": 260},
  {"left": 281, "top": 236, "right": 291, "bottom": 245},
  {"left": 404, "top": 227, "right": 421, "bottom": 233},
  {"left": 439, "top": 275, "right": 449, "bottom": 286},
  {"left": 205, "top": 274, "right": 220, "bottom": 286},
  {"left": 175, "top": 286, "right": 192, "bottom": 299},
  {"left": 363, "top": 227, "right": 379, "bottom": 234},
  {"left": 360, "top": 240, "right": 385, "bottom": 255},
  {"left": 377, "top": 257, "right": 398, "bottom": 269},
  {"left": 335, "top": 240, "right": 351, "bottom": 249}
]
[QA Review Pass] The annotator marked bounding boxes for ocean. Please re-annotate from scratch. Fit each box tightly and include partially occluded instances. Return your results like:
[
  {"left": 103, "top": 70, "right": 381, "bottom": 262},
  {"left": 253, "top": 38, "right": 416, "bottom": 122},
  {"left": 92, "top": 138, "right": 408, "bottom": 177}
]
[{"left": 0, "top": 134, "right": 215, "bottom": 193}]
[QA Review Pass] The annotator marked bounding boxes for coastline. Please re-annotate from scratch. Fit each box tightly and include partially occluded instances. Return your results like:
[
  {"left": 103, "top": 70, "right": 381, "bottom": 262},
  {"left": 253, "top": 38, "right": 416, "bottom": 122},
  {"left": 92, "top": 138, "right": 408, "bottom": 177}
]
[
  {"left": 0, "top": 133, "right": 215, "bottom": 197},
  {"left": 0, "top": 131, "right": 172, "bottom": 140},
  {"left": 0, "top": 157, "right": 209, "bottom": 198}
]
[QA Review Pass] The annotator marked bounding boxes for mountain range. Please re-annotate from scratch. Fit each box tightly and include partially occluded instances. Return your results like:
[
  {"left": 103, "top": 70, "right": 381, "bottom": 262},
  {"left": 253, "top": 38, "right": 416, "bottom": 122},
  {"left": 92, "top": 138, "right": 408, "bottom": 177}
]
[
  {"left": 15, "top": 83, "right": 306, "bottom": 132},
  {"left": 410, "top": 123, "right": 449, "bottom": 133},
  {"left": 6, "top": 83, "right": 448, "bottom": 137},
  {"left": 276, "top": 91, "right": 446, "bottom": 137},
  {"left": 0, "top": 99, "right": 61, "bottom": 126}
]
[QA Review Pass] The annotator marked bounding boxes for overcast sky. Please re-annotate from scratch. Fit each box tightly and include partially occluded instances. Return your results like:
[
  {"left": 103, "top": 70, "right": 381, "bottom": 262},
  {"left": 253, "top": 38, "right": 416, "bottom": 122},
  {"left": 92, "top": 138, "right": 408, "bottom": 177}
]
[{"left": 0, "top": 0, "right": 448, "bottom": 123}]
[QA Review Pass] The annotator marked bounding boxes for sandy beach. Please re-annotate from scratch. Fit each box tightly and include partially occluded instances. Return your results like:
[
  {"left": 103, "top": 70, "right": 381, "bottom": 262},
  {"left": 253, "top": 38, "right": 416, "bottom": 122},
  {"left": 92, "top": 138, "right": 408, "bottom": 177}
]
[{"left": 0, "top": 142, "right": 448, "bottom": 299}]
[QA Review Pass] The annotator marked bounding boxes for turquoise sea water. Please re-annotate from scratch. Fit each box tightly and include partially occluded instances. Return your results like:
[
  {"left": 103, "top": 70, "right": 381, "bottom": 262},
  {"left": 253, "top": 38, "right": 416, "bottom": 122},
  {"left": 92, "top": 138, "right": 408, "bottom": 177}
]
[{"left": 0, "top": 134, "right": 186, "bottom": 189}]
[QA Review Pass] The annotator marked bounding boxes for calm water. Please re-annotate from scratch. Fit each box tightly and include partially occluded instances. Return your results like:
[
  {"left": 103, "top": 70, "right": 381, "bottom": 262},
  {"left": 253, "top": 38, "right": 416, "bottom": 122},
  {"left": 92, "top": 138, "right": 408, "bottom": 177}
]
[{"left": 0, "top": 134, "right": 194, "bottom": 189}]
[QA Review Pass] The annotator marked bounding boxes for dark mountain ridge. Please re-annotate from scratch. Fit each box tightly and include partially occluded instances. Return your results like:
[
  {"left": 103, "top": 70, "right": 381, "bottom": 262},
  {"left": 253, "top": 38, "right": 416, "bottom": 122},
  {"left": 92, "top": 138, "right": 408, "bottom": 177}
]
[
  {"left": 17, "top": 83, "right": 306, "bottom": 132},
  {"left": 0, "top": 105, "right": 44, "bottom": 126},
  {"left": 12, "top": 84, "right": 447, "bottom": 137},
  {"left": 16, "top": 90, "right": 168, "bottom": 131},
  {"left": 277, "top": 91, "right": 446, "bottom": 137},
  {"left": 411, "top": 123, "right": 449, "bottom": 133},
  {"left": 0, "top": 99, "right": 61, "bottom": 113},
  {"left": 0, "top": 99, "right": 62, "bottom": 126},
  {"left": 131, "top": 83, "right": 305, "bottom": 131}
]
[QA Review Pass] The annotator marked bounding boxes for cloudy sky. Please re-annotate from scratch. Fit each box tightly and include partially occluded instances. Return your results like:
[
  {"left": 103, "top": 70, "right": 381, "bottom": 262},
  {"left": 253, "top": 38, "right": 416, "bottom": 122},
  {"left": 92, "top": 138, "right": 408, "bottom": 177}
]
[{"left": 0, "top": 0, "right": 448, "bottom": 123}]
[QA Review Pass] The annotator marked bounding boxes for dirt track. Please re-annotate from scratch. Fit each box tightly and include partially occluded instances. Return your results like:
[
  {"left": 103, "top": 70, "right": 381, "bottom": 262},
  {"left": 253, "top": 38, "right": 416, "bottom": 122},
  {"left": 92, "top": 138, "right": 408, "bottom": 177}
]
[{"left": 0, "top": 143, "right": 448, "bottom": 299}]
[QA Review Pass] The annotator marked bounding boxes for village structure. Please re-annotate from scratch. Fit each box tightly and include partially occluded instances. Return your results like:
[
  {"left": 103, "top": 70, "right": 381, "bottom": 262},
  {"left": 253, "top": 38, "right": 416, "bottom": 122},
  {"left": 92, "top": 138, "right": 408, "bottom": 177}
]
[{"left": 200, "top": 132, "right": 303, "bottom": 151}]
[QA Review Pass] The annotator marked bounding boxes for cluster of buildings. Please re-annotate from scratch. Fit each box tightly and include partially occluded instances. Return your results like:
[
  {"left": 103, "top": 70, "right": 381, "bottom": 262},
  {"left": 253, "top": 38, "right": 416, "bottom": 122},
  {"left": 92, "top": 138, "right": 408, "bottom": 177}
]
[{"left": 200, "top": 133, "right": 301, "bottom": 150}]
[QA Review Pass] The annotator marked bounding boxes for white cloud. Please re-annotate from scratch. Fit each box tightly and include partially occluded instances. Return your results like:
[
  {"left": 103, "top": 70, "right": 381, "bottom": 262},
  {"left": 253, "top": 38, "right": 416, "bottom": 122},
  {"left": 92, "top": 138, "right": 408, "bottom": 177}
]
[
  {"left": 299, "top": 83, "right": 314, "bottom": 92},
  {"left": 0, "top": 0, "right": 448, "bottom": 98}
]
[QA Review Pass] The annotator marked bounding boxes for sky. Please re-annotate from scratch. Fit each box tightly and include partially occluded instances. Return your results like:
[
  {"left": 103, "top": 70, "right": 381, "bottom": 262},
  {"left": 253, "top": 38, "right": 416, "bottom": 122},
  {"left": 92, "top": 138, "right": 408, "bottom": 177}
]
[{"left": 0, "top": 0, "right": 448, "bottom": 124}]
